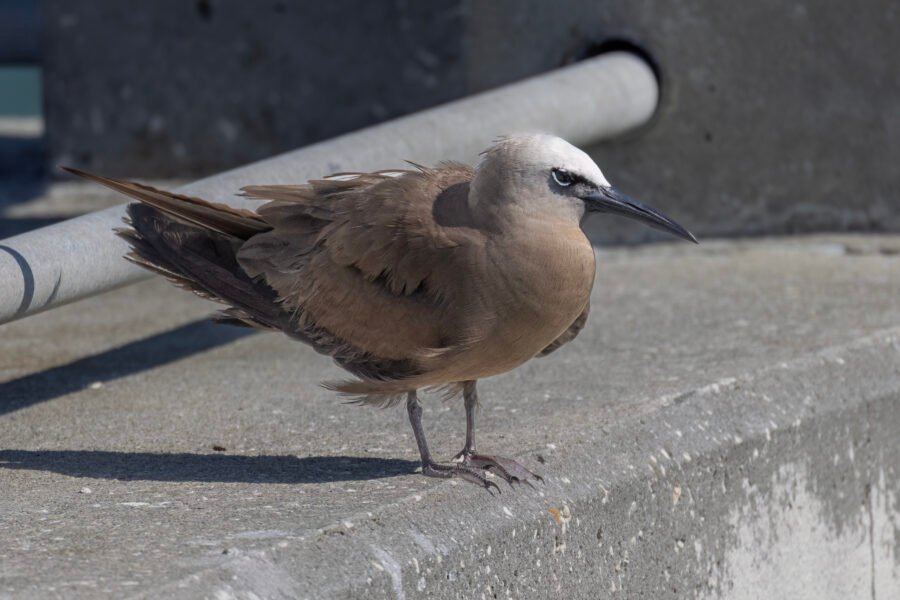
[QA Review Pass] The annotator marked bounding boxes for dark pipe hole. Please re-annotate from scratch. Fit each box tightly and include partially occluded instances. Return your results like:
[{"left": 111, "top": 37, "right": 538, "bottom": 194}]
[
  {"left": 196, "top": 0, "right": 213, "bottom": 20},
  {"left": 576, "top": 38, "right": 662, "bottom": 89}
]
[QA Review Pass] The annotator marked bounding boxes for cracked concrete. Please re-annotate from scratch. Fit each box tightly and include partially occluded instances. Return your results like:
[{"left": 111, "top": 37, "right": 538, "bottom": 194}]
[{"left": 1, "top": 235, "right": 899, "bottom": 598}]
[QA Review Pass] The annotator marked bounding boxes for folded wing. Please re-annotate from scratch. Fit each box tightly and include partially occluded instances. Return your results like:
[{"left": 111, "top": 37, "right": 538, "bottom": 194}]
[{"left": 65, "top": 164, "right": 481, "bottom": 403}]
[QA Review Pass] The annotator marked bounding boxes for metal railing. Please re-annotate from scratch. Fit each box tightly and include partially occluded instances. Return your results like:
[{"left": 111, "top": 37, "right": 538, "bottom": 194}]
[{"left": 0, "top": 52, "right": 659, "bottom": 325}]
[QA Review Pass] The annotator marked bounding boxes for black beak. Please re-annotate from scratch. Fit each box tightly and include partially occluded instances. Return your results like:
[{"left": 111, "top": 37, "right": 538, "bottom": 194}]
[{"left": 582, "top": 187, "right": 698, "bottom": 243}]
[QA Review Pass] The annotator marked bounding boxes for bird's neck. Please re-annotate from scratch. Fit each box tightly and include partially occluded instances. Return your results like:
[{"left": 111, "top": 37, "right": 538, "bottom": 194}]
[{"left": 489, "top": 214, "right": 595, "bottom": 309}]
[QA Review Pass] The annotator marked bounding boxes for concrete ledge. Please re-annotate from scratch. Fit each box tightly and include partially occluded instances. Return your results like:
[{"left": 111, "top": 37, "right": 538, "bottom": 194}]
[{"left": 1, "top": 235, "right": 899, "bottom": 598}]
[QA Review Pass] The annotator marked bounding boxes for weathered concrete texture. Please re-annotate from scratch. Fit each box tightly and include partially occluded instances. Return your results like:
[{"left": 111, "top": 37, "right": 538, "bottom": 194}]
[
  {"left": 1, "top": 235, "right": 899, "bottom": 598},
  {"left": 42, "top": 1, "right": 900, "bottom": 241},
  {"left": 467, "top": 1, "right": 900, "bottom": 243},
  {"left": 43, "top": 0, "right": 467, "bottom": 177}
]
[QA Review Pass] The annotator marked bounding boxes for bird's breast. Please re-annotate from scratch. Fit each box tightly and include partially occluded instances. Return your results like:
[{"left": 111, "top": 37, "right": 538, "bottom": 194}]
[{"left": 463, "top": 219, "right": 595, "bottom": 374}]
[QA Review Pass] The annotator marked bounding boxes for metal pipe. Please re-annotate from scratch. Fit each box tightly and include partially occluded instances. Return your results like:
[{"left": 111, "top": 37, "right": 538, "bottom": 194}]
[{"left": 0, "top": 51, "right": 658, "bottom": 325}]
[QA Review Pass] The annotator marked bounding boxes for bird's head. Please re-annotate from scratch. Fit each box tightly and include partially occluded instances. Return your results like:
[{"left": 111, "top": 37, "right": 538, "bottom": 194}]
[{"left": 472, "top": 134, "right": 696, "bottom": 243}]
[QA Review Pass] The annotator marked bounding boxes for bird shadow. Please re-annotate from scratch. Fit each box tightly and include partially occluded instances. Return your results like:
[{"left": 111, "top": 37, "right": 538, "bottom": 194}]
[
  {"left": 0, "top": 449, "right": 418, "bottom": 484},
  {"left": 0, "top": 319, "right": 255, "bottom": 416}
]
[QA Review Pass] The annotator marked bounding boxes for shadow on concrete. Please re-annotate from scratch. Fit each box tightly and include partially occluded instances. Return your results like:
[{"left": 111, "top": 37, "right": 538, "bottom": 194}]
[
  {"left": 0, "top": 319, "right": 256, "bottom": 416},
  {"left": 0, "top": 137, "right": 46, "bottom": 183},
  {"left": 0, "top": 131, "right": 53, "bottom": 236},
  {"left": 0, "top": 156, "right": 53, "bottom": 236},
  {"left": 0, "top": 216, "right": 66, "bottom": 237},
  {"left": 0, "top": 450, "right": 418, "bottom": 483}
]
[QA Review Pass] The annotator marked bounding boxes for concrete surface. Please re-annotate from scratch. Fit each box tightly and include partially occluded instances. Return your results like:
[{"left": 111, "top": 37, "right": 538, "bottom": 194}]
[
  {"left": 43, "top": 0, "right": 468, "bottom": 177},
  {"left": 41, "top": 1, "right": 900, "bottom": 241},
  {"left": 1, "top": 234, "right": 899, "bottom": 598}
]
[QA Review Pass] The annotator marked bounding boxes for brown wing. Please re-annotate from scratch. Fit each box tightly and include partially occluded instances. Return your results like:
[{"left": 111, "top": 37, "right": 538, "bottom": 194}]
[
  {"left": 238, "top": 163, "right": 483, "bottom": 386},
  {"left": 66, "top": 164, "right": 483, "bottom": 404},
  {"left": 61, "top": 168, "right": 300, "bottom": 333},
  {"left": 537, "top": 302, "right": 590, "bottom": 357}
]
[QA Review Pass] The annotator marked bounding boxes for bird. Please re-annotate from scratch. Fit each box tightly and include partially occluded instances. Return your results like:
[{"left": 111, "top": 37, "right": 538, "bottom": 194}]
[{"left": 63, "top": 134, "right": 696, "bottom": 493}]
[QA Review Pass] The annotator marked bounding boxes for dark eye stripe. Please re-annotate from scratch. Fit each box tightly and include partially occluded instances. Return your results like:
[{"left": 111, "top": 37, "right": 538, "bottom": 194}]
[{"left": 552, "top": 168, "right": 591, "bottom": 188}]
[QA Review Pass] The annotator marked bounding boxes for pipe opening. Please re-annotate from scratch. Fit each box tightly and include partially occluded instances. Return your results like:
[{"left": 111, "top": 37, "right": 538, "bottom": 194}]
[{"left": 576, "top": 38, "right": 662, "bottom": 90}]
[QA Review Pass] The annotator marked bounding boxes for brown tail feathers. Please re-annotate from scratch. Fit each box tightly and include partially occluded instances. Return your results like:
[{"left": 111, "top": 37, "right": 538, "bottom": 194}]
[{"left": 62, "top": 167, "right": 286, "bottom": 332}]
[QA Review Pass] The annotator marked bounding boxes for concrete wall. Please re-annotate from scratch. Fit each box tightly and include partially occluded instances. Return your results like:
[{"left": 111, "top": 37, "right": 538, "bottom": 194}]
[
  {"left": 43, "top": 1, "right": 467, "bottom": 177},
  {"left": 43, "top": 1, "right": 900, "bottom": 240},
  {"left": 0, "top": 0, "right": 40, "bottom": 63}
]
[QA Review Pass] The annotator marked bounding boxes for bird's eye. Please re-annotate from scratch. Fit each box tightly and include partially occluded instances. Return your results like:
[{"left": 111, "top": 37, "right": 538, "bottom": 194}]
[{"left": 551, "top": 169, "right": 574, "bottom": 187}]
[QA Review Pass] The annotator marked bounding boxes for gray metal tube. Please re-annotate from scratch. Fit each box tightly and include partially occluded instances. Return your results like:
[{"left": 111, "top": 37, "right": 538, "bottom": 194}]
[{"left": 0, "top": 52, "right": 658, "bottom": 325}]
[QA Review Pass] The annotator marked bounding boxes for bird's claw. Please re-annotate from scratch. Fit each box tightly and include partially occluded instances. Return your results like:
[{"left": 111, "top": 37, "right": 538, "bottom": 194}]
[
  {"left": 457, "top": 452, "right": 543, "bottom": 487},
  {"left": 422, "top": 461, "right": 501, "bottom": 494}
]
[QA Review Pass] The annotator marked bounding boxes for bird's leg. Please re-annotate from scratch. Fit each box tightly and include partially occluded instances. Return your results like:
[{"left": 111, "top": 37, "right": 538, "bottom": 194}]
[
  {"left": 453, "top": 381, "right": 544, "bottom": 486},
  {"left": 452, "top": 380, "right": 479, "bottom": 459},
  {"left": 406, "top": 390, "right": 499, "bottom": 493}
]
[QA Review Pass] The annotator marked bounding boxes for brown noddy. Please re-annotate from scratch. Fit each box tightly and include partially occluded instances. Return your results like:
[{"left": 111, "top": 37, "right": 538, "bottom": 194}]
[{"left": 63, "top": 134, "right": 696, "bottom": 493}]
